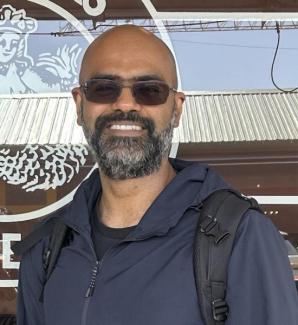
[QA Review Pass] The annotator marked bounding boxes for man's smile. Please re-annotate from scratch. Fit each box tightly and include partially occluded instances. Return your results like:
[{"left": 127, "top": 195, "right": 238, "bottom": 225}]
[
  {"left": 105, "top": 121, "right": 146, "bottom": 136},
  {"left": 110, "top": 125, "right": 142, "bottom": 131}
]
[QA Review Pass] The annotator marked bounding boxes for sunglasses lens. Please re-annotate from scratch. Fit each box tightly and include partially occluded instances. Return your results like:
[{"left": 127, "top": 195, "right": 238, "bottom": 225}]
[
  {"left": 83, "top": 79, "right": 171, "bottom": 105},
  {"left": 84, "top": 79, "right": 120, "bottom": 103},
  {"left": 134, "top": 82, "right": 170, "bottom": 105}
]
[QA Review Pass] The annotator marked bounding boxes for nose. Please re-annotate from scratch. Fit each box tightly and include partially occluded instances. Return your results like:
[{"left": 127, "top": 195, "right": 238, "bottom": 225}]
[{"left": 112, "top": 86, "right": 141, "bottom": 112}]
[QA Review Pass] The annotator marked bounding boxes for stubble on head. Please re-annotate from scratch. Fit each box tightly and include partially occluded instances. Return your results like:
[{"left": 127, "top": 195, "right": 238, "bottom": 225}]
[{"left": 79, "top": 25, "right": 178, "bottom": 88}]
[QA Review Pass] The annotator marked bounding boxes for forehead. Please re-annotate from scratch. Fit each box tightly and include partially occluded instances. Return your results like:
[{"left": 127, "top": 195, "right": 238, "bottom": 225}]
[{"left": 80, "top": 32, "right": 176, "bottom": 84}]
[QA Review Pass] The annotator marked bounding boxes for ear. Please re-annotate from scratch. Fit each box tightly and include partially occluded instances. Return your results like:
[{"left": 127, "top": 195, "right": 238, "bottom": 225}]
[
  {"left": 173, "top": 91, "right": 185, "bottom": 127},
  {"left": 71, "top": 87, "right": 83, "bottom": 126}
]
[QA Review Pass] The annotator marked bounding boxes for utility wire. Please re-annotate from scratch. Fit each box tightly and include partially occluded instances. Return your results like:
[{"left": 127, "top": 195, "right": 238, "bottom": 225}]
[
  {"left": 271, "top": 22, "right": 298, "bottom": 93},
  {"left": 172, "top": 39, "right": 298, "bottom": 50},
  {"left": 4, "top": 21, "right": 298, "bottom": 36}
]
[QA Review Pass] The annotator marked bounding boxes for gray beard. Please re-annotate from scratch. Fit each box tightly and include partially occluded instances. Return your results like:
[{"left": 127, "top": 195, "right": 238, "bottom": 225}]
[{"left": 82, "top": 110, "right": 175, "bottom": 180}]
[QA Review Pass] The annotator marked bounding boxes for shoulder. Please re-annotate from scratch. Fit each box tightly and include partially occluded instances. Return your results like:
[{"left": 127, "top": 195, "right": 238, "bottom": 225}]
[
  {"left": 232, "top": 208, "right": 290, "bottom": 266},
  {"left": 227, "top": 209, "right": 298, "bottom": 323},
  {"left": 235, "top": 208, "right": 286, "bottom": 252},
  {"left": 230, "top": 207, "right": 295, "bottom": 288}
]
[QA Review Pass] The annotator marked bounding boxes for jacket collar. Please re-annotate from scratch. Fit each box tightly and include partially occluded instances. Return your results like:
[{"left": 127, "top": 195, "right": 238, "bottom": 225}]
[{"left": 62, "top": 159, "right": 230, "bottom": 238}]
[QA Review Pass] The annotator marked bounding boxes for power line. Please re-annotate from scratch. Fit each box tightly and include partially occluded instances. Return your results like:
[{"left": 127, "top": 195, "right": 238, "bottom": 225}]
[
  {"left": 3, "top": 20, "right": 298, "bottom": 36},
  {"left": 271, "top": 22, "right": 298, "bottom": 93},
  {"left": 57, "top": 20, "right": 298, "bottom": 35},
  {"left": 172, "top": 39, "right": 298, "bottom": 51}
]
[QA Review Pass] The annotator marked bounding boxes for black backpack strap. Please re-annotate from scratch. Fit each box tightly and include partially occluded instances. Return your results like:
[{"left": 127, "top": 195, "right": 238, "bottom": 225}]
[
  {"left": 12, "top": 205, "right": 71, "bottom": 302},
  {"left": 39, "top": 218, "right": 70, "bottom": 301},
  {"left": 194, "top": 189, "right": 262, "bottom": 325},
  {"left": 43, "top": 218, "right": 69, "bottom": 280},
  {"left": 12, "top": 203, "right": 71, "bottom": 257},
  {"left": 12, "top": 218, "right": 57, "bottom": 256}
]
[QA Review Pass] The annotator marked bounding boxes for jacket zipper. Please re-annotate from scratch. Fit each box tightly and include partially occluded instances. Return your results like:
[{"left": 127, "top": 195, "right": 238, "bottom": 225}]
[
  {"left": 85, "top": 260, "right": 100, "bottom": 298},
  {"left": 75, "top": 198, "right": 202, "bottom": 325},
  {"left": 80, "top": 233, "right": 136, "bottom": 325},
  {"left": 81, "top": 260, "right": 100, "bottom": 325},
  {"left": 80, "top": 227, "right": 100, "bottom": 325},
  {"left": 79, "top": 226, "right": 185, "bottom": 325},
  {"left": 79, "top": 235, "right": 144, "bottom": 325}
]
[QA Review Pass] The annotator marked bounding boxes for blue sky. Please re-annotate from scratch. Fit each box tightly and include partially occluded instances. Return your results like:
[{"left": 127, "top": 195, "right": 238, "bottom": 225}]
[
  {"left": 28, "top": 21, "right": 298, "bottom": 92},
  {"left": 171, "top": 28, "right": 298, "bottom": 91}
]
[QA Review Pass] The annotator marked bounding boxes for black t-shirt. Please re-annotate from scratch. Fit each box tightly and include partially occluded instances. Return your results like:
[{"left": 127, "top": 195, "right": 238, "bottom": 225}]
[{"left": 91, "top": 207, "right": 137, "bottom": 261}]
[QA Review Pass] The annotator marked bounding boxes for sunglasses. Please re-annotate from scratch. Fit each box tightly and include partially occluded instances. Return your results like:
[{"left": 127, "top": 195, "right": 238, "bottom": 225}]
[{"left": 80, "top": 78, "right": 177, "bottom": 106}]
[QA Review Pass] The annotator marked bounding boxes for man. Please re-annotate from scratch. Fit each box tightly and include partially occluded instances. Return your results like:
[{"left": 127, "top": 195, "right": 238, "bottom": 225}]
[{"left": 17, "top": 25, "right": 298, "bottom": 325}]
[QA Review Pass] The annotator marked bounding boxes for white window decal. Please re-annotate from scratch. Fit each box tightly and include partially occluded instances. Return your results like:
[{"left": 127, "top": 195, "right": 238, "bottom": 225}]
[
  {"left": 2, "top": 233, "right": 21, "bottom": 270},
  {"left": 0, "top": 4, "right": 82, "bottom": 94},
  {"left": 0, "top": 144, "right": 88, "bottom": 191}
]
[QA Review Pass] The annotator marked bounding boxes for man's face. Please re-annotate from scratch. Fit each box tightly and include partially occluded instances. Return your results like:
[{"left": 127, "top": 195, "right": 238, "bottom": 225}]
[{"left": 73, "top": 28, "right": 184, "bottom": 179}]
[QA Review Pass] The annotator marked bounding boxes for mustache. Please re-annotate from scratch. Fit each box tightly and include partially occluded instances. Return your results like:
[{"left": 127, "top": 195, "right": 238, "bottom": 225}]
[{"left": 93, "top": 111, "right": 155, "bottom": 136}]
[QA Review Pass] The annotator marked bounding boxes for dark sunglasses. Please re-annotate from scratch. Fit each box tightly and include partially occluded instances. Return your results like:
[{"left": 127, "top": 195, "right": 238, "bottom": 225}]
[{"left": 80, "top": 78, "right": 177, "bottom": 105}]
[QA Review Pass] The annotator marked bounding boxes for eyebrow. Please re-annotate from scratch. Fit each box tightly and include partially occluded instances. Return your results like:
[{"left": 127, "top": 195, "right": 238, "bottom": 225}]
[
  {"left": 88, "top": 74, "right": 120, "bottom": 80},
  {"left": 87, "top": 74, "right": 165, "bottom": 82},
  {"left": 135, "top": 75, "right": 164, "bottom": 82}
]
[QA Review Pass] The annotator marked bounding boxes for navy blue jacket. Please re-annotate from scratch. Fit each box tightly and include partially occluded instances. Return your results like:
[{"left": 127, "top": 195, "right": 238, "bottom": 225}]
[{"left": 17, "top": 159, "right": 298, "bottom": 325}]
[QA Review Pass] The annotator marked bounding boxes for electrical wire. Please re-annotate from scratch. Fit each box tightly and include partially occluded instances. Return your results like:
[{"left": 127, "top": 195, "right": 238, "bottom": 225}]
[
  {"left": 0, "top": 21, "right": 224, "bottom": 36},
  {"left": 271, "top": 22, "right": 298, "bottom": 93},
  {"left": 3, "top": 21, "right": 298, "bottom": 37},
  {"left": 172, "top": 39, "right": 298, "bottom": 50}
]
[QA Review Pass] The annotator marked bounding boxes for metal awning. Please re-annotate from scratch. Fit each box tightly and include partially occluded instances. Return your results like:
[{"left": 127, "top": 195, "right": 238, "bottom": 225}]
[
  {"left": 0, "top": 93, "right": 86, "bottom": 145},
  {"left": 173, "top": 90, "right": 298, "bottom": 143},
  {"left": 0, "top": 90, "right": 297, "bottom": 145}
]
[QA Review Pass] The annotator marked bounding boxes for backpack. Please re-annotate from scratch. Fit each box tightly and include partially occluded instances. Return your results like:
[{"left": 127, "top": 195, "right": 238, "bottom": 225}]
[
  {"left": 12, "top": 189, "right": 262, "bottom": 325},
  {"left": 0, "top": 315, "right": 16, "bottom": 325}
]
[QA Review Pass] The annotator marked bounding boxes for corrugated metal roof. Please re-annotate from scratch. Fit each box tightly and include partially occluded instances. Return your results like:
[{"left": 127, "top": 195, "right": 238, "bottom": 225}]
[
  {"left": 173, "top": 90, "right": 298, "bottom": 143},
  {"left": 0, "top": 93, "right": 86, "bottom": 145},
  {"left": 0, "top": 90, "right": 297, "bottom": 145}
]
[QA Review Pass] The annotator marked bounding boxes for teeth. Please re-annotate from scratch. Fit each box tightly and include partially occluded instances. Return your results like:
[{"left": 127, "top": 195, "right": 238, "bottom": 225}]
[{"left": 110, "top": 125, "right": 142, "bottom": 131}]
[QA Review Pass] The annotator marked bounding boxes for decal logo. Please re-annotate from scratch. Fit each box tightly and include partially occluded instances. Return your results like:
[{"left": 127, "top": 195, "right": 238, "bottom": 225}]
[
  {"left": 73, "top": 0, "right": 106, "bottom": 17},
  {"left": 0, "top": 145, "right": 88, "bottom": 191},
  {"left": 0, "top": 5, "right": 82, "bottom": 93}
]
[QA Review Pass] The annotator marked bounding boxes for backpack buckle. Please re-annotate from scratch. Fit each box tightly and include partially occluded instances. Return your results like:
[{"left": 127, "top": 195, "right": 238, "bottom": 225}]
[
  {"left": 200, "top": 215, "right": 217, "bottom": 233},
  {"left": 212, "top": 298, "right": 229, "bottom": 321}
]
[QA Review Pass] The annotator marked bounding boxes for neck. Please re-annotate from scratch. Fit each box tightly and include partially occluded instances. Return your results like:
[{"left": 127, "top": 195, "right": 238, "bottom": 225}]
[{"left": 97, "top": 158, "right": 176, "bottom": 228}]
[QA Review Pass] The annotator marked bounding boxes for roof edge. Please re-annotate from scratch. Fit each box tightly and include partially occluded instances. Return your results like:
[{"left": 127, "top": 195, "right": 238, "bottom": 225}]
[
  {"left": 0, "top": 88, "right": 295, "bottom": 98},
  {"left": 0, "top": 92, "right": 72, "bottom": 99},
  {"left": 183, "top": 88, "right": 296, "bottom": 96}
]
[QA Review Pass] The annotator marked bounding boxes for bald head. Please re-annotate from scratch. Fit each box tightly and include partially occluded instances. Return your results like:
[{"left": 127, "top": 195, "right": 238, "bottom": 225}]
[{"left": 79, "top": 25, "right": 178, "bottom": 88}]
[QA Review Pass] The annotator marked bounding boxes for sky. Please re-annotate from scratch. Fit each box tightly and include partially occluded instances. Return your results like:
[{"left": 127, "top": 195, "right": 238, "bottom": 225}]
[
  {"left": 22, "top": 20, "right": 298, "bottom": 93},
  {"left": 1, "top": 2, "right": 298, "bottom": 93},
  {"left": 28, "top": 20, "right": 298, "bottom": 92},
  {"left": 171, "top": 28, "right": 298, "bottom": 91}
]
